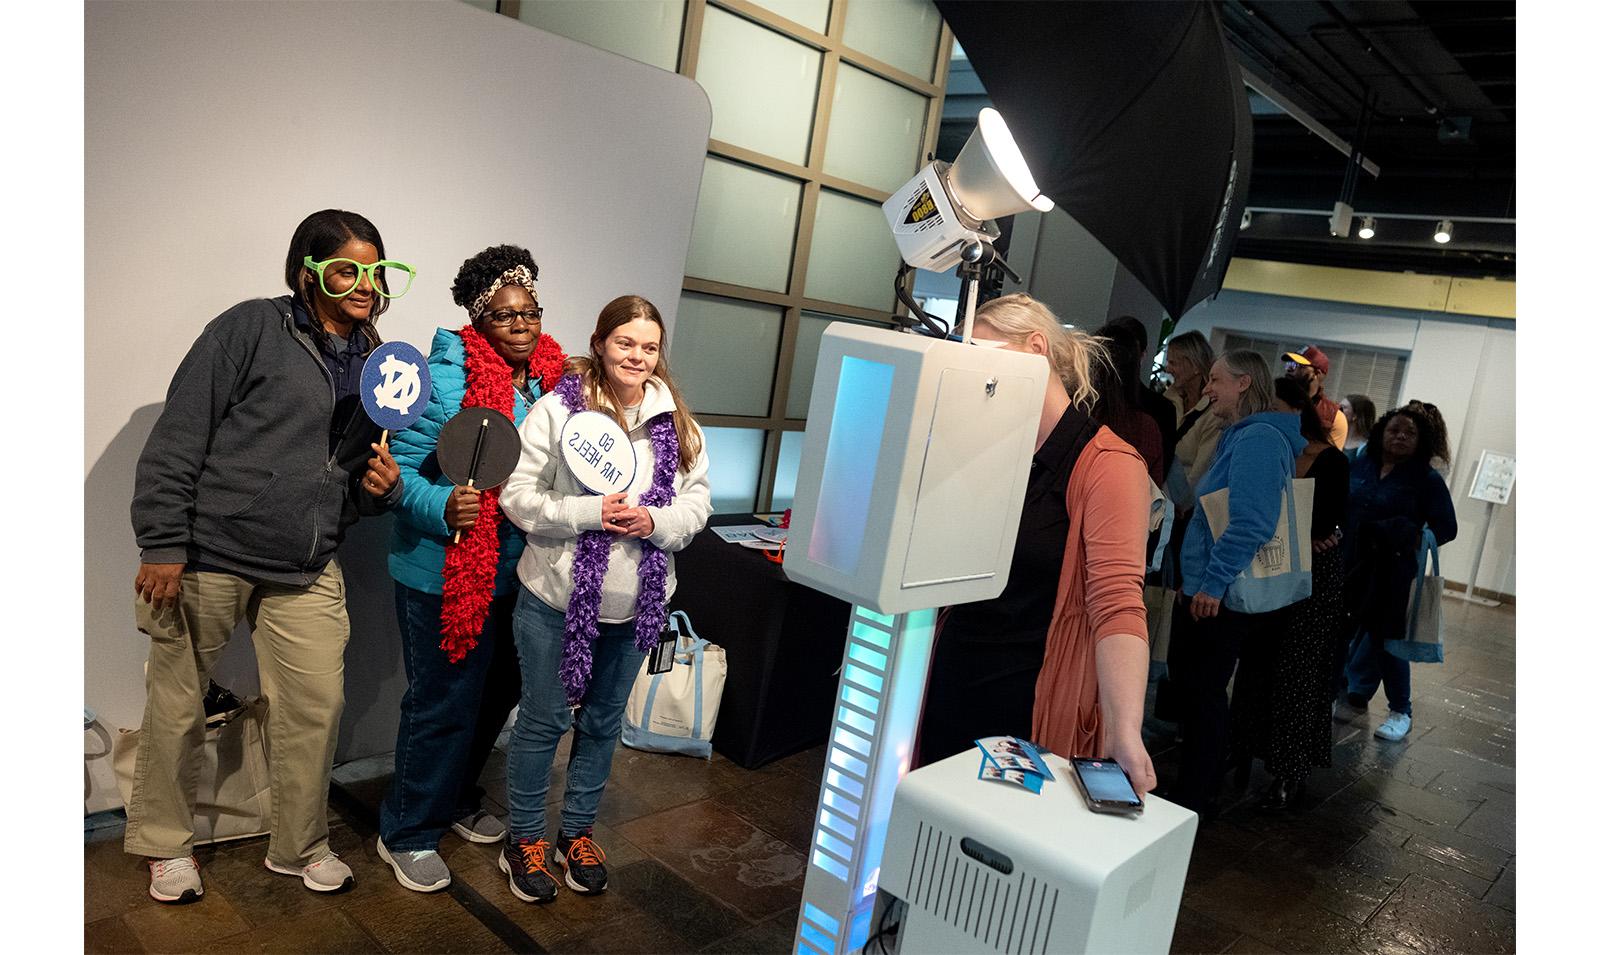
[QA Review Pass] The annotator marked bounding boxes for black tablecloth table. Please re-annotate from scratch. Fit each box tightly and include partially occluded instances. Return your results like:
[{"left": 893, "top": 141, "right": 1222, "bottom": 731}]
[{"left": 668, "top": 514, "right": 851, "bottom": 769}]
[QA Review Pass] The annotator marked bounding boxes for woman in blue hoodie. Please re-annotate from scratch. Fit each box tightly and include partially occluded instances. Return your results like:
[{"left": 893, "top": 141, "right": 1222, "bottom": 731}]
[
  {"left": 377, "top": 245, "right": 567, "bottom": 892},
  {"left": 1171, "top": 350, "right": 1307, "bottom": 817}
]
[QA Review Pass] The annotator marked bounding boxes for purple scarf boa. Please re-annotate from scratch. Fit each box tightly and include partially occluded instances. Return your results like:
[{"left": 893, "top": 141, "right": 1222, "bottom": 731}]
[{"left": 555, "top": 373, "right": 678, "bottom": 704}]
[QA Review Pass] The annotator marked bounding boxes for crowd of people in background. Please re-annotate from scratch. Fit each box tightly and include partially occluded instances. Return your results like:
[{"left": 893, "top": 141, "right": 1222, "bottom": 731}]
[{"left": 1139, "top": 331, "right": 1459, "bottom": 818}]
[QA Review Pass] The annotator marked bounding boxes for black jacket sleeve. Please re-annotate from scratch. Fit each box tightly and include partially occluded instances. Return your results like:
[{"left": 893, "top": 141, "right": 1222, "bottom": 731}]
[
  {"left": 130, "top": 325, "right": 244, "bottom": 563},
  {"left": 1421, "top": 470, "right": 1459, "bottom": 546},
  {"left": 350, "top": 465, "right": 402, "bottom": 516}
]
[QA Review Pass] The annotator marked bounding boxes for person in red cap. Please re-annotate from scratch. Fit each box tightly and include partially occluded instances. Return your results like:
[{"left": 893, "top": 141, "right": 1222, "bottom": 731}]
[{"left": 1282, "top": 346, "right": 1348, "bottom": 450}]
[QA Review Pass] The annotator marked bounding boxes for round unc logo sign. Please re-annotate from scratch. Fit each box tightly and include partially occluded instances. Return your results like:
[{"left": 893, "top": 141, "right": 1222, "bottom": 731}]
[
  {"left": 560, "top": 411, "right": 638, "bottom": 495},
  {"left": 360, "top": 341, "right": 433, "bottom": 432}
]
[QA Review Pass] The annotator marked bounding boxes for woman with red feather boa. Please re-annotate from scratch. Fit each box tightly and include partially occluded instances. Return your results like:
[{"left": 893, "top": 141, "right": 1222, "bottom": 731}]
[{"left": 375, "top": 245, "right": 567, "bottom": 893}]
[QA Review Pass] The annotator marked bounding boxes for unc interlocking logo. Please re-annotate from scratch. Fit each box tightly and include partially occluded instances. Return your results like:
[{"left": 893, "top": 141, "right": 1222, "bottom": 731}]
[{"left": 373, "top": 354, "right": 422, "bottom": 416}]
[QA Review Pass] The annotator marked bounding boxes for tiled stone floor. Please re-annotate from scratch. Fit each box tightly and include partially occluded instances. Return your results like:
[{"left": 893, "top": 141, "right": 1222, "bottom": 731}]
[{"left": 85, "top": 599, "right": 1513, "bottom": 953}]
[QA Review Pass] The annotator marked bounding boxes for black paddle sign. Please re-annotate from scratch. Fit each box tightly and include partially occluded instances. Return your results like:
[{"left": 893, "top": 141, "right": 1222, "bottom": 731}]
[{"left": 437, "top": 409, "right": 521, "bottom": 490}]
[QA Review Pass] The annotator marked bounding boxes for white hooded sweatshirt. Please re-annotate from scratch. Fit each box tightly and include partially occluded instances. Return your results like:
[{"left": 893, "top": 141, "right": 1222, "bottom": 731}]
[{"left": 499, "top": 377, "right": 712, "bottom": 623}]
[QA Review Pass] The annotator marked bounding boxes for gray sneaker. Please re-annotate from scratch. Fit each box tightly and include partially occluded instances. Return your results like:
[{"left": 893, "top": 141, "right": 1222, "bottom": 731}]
[
  {"left": 377, "top": 837, "right": 451, "bottom": 892},
  {"left": 1332, "top": 698, "right": 1367, "bottom": 723},
  {"left": 451, "top": 810, "right": 508, "bottom": 844},
  {"left": 147, "top": 855, "right": 203, "bottom": 903},
  {"left": 264, "top": 850, "right": 355, "bottom": 892}
]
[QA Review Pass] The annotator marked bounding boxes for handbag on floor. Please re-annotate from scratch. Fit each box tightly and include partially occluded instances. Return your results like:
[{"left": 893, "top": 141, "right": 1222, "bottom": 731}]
[
  {"left": 1386, "top": 528, "right": 1446, "bottom": 663},
  {"left": 621, "top": 611, "right": 726, "bottom": 760},
  {"left": 112, "top": 695, "right": 274, "bottom": 845}
]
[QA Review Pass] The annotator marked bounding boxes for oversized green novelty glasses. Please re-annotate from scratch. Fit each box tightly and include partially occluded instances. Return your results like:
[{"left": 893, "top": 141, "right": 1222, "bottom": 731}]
[{"left": 302, "top": 255, "right": 417, "bottom": 299}]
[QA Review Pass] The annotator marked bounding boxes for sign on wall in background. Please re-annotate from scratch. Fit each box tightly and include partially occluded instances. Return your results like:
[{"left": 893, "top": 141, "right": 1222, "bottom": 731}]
[
  {"left": 1467, "top": 450, "right": 1515, "bottom": 505},
  {"left": 1451, "top": 448, "right": 1515, "bottom": 607}
]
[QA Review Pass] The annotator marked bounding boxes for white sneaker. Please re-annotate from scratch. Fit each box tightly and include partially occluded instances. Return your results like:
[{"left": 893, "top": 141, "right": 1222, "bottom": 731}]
[
  {"left": 265, "top": 850, "right": 355, "bottom": 892},
  {"left": 377, "top": 837, "right": 451, "bottom": 892},
  {"left": 1374, "top": 712, "right": 1413, "bottom": 741},
  {"left": 148, "top": 855, "right": 203, "bottom": 903}
]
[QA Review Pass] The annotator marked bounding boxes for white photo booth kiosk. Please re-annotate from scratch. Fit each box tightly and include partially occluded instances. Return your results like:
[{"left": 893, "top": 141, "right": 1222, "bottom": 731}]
[
  {"left": 785, "top": 109, "right": 1197, "bottom": 955},
  {"left": 782, "top": 323, "right": 1046, "bottom": 953},
  {"left": 783, "top": 327, "right": 1197, "bottom": 955}
]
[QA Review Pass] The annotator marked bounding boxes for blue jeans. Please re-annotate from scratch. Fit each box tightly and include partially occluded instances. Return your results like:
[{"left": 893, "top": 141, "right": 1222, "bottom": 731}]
[
  {"left": 379, "top": 583, "right": 521, "bottom": 852},
  {"left": 1344, "top": 629, "right": 1412, "bottom": 716},
  {"left": 506, "top": 589, "right": 643, "bottom": 842}
]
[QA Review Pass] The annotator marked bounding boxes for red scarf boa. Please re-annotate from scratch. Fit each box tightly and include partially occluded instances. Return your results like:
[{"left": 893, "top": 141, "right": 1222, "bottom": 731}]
[{"left": 438, "top": 326, "right": 566, "bottom": 661}]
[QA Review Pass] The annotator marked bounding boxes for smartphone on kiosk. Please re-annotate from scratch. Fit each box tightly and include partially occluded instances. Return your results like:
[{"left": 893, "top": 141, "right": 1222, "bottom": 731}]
[{"left": 1070, "top": 757, "right": 1144, "bottom": 815}]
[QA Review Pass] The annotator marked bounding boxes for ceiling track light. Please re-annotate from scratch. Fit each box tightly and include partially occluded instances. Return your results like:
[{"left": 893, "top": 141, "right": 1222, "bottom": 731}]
[{"left": 1239, "top": 207, "right": 1492, "bottom": 245}]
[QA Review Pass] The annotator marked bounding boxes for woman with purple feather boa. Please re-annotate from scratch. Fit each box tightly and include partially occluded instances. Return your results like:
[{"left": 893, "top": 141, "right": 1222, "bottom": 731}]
[{"left": 495, "top": 295, "right": 711, "bottom": 904}]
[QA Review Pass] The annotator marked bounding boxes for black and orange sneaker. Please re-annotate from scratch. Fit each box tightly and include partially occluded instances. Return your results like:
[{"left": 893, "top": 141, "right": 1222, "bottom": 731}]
[
  {"left": 499, "top": 837, "right": 558, "bottom": 903},
  {"left": 555, "top": 830, "right": 609, "bottom": 894}
]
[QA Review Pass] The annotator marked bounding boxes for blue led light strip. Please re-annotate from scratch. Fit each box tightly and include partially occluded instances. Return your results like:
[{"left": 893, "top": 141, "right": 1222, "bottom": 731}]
[{"left": 793, "top": 605, "right": 937, "bottom": 955}]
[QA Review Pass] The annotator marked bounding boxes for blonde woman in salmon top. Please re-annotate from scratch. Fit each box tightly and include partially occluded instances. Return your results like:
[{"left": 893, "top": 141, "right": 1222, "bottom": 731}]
[{"left": 914, "top": 293, "right": 1155, "bottom": 796}]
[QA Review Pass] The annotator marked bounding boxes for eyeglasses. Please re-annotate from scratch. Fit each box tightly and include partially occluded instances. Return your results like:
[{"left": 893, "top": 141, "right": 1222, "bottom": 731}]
[
  {"left": 302, "top": 256, "right": 416, "bottom": 300},
  {"left": 482, "top": 307, "right": 544, "bottom": 328}
]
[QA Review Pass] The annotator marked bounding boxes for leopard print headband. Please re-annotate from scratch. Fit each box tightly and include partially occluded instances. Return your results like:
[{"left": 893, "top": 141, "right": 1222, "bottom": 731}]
[{"left": 468, "top": 265, "right": 537, "bottom": 321}]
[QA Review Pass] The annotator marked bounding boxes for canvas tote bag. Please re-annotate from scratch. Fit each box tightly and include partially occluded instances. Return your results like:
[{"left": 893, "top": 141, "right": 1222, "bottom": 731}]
[
  {"left": 1146, "top": 476, "right": 1175, "bottom": 574},
  {"left": 113, "top": 697, "right": 274, "bottom": 845},
  {"left": 1198, "top": 475, "right": 1315, "bottom": 614},
  {"left": 1386, "top": 528, "right": 1446, "bottom": 663},
  {"left": 621, "top": 611, "right": 727, "bottom": 759}
]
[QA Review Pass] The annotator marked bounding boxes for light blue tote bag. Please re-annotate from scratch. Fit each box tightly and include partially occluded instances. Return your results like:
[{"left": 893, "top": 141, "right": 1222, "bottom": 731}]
[
  {"left": 621, "top": 611, "right": 726, "bottom": 760},
  {"left": 1198, "top": 472, "right": 1315, "bottom": 614},
  {"left": 1386, "top": 529, "right": 1446, "bottom": 664}
]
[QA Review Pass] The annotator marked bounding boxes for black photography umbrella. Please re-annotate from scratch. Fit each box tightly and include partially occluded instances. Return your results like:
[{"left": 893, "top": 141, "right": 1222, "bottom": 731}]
[{"left": 935, "top": 0, "right": 1252, "bottom": 318}]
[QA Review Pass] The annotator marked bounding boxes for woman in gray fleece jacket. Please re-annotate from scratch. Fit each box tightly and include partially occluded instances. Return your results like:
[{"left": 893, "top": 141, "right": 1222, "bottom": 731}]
[{"left": 126, "top": 209, "right": 410, "bottom": 903}]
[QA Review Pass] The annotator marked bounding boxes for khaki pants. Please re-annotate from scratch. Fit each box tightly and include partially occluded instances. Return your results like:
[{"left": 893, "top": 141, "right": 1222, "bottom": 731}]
[{"left": 123, "top": 561, "right": 349, "bottom": 867}]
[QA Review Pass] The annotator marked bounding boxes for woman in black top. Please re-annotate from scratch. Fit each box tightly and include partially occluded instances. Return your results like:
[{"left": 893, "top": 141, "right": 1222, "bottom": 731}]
[
  {"left": 1233, "top": 377, "right": 1348, "bottom": 809},
  {"left": 915, "top": 295, "right": 1155, "bottom": 797},
  {"left": 917, "top": 399, "right": 1100, "bottom": 765}
]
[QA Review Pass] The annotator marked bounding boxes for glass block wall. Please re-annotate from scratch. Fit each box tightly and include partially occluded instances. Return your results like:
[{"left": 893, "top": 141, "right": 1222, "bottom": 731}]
[{"left": 501, "top": 0, "right": 953, "bottom": 512}]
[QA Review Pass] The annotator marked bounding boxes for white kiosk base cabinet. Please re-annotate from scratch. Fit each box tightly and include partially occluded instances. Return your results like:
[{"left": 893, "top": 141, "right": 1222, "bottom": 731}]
[{"left": 870, "top": 749, "right": 1198, "bottom": 955}]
